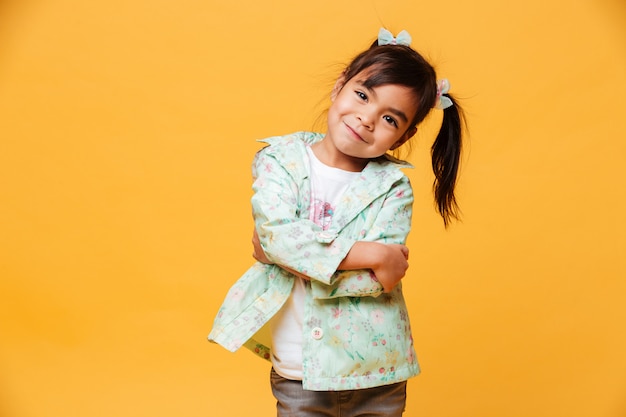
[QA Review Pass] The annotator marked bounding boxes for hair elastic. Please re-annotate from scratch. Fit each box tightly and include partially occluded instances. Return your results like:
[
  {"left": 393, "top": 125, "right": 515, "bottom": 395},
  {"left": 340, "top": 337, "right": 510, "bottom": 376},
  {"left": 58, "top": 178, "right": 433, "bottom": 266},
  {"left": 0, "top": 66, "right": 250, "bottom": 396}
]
[
  {"left": 377, "top": 28, "right": 412, "bottom": 46},
  {"left": 436, "top": 79, "right": 453, "bottom": 109}
]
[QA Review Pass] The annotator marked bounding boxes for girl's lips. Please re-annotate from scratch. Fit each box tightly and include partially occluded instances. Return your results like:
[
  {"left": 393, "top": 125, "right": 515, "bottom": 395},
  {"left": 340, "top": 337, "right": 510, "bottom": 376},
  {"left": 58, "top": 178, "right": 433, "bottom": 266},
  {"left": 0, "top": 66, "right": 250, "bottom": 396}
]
[{"left": 345, "top": 123, "right": 367, "bottom": 143}]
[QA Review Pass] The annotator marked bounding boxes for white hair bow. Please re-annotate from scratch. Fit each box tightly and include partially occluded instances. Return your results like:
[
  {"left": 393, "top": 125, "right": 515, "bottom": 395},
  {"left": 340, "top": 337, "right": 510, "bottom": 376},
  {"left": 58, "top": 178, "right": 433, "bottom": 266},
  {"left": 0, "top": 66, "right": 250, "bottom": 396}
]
[
  {"left": 377, "top": 28, "right": 412, "bottom": 46},
  {"left": 435, "top": 79, "right": 453, "bottom": 110}
]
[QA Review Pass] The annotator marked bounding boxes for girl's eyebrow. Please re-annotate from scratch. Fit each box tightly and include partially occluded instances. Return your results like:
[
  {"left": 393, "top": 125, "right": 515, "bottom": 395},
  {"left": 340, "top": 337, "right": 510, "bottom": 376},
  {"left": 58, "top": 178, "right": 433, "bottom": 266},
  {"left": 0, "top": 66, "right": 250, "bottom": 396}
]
[
  {"left": 388, "top": 108, "right": 409, "bottom": 123},
  {"left": 356, "top": 80, "right": 409, "bottom": 123}
]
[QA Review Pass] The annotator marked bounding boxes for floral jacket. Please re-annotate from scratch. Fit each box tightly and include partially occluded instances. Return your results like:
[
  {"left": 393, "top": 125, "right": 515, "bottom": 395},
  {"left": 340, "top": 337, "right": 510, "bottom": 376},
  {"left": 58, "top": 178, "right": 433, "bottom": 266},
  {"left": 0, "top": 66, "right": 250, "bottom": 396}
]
[{"left": 208, "top": 131, "right": 420, "bottom": 391}]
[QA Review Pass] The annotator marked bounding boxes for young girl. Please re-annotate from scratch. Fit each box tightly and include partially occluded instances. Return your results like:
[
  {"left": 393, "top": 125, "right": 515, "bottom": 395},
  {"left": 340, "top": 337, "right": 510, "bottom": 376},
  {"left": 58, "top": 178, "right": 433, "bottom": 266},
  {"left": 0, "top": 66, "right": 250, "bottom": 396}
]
[{"left": 209, "top": 28, "right": 465, "bottom": 416}]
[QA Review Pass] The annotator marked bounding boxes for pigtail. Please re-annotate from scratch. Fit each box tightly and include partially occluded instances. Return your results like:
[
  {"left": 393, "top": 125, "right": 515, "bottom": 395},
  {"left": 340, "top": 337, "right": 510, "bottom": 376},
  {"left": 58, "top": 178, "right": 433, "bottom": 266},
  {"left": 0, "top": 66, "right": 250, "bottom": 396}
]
[{"left": 431, "top": 94, "right": 465, "bottom": 227}]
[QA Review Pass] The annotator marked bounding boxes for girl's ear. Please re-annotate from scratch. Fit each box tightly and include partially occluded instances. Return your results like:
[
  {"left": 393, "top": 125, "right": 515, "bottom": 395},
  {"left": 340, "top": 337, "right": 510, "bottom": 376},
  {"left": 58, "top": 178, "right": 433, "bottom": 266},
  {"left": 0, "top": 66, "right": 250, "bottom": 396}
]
[
  {"left": 331, "top": 72, "right": 347, "bottom": 101},
  {"left": 390, "top": 126, "right": 417, "bottom": 150}
]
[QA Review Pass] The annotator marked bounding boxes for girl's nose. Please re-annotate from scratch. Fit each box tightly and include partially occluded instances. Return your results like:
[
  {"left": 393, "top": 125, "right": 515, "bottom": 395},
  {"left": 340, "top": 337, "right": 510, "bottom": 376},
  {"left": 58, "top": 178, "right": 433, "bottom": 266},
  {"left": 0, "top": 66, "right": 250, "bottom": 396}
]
[{"left": 356, "top": 110, "right": 374, "bottom": 130}]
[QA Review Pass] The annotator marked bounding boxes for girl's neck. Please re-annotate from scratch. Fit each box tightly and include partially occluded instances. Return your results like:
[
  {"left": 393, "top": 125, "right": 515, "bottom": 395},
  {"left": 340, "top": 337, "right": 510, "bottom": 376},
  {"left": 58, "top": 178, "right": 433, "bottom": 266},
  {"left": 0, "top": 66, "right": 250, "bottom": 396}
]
[{"left": 310, "top": 140, "right": 368, "bottom": 172}]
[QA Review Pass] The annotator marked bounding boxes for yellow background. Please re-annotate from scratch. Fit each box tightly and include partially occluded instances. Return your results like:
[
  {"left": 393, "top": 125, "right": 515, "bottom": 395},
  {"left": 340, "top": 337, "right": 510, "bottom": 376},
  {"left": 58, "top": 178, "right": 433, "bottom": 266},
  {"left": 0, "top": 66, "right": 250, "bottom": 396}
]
[{"left": 1, "top": 0, "right": 625, "bottom": 416}]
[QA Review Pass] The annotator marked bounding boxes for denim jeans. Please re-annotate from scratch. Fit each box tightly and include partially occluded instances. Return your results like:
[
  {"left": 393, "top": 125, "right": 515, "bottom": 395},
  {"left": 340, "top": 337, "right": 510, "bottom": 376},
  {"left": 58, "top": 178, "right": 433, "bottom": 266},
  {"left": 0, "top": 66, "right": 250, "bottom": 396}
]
[{"left": 270, "top": 368, "right": 407, "bottom": 417}]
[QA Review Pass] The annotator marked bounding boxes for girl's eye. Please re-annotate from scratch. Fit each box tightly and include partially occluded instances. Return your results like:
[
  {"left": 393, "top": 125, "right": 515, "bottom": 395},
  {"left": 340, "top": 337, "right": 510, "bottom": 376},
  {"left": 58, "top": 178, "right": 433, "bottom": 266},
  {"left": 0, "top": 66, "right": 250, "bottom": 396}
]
[
  {"left": 356, "top": 91, "right": 368, "bottom": 101},
  {"left": 383, "top": 115, "right": 398, "bottom": 127}
]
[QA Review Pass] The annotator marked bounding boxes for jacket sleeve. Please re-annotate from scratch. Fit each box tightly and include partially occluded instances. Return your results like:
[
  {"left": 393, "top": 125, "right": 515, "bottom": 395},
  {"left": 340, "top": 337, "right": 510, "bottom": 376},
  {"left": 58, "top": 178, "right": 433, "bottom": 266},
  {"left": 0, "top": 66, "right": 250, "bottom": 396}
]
[
  {"left": 309, "top": 175, "right": 414, "bottom": 299},
  {"left": 251, "top": 147, "right": 357, "bottom": 284}
]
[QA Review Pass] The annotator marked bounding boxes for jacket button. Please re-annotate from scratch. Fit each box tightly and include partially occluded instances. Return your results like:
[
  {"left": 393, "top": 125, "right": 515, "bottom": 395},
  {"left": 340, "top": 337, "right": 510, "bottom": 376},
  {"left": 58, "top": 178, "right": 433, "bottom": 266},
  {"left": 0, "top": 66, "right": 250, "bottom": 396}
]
[
  {"left": 311, "top": 327, "right": 324, "bottom": 340},
  {"left": 317, "top": 232, "right": 335, "bottom": 241}
]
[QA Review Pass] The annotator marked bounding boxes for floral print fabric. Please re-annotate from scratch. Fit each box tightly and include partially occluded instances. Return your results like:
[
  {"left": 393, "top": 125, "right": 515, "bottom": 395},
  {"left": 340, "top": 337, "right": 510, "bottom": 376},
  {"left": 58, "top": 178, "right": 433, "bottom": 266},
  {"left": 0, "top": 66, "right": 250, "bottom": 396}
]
[{"left": 208, "top": 132, "right": 420, "bottom": 390}]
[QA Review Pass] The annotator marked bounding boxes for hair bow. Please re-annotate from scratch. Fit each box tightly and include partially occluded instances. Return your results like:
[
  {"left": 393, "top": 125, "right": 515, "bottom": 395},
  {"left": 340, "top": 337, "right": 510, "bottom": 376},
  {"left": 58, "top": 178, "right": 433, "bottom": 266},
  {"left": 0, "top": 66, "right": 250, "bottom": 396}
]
[
  {"left": 435, "top": 79, "right": 453, "bottom": 109},
  {"left": 377, "top": 28, "right": 412, "bottom": 46}
]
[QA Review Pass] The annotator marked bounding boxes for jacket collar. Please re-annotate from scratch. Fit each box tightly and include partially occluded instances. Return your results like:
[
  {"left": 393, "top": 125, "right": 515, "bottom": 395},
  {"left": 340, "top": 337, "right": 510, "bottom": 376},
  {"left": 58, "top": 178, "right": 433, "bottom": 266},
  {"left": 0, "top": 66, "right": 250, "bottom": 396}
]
[{"left": 259, "top": 131, "right": 412, "bottom": 232}]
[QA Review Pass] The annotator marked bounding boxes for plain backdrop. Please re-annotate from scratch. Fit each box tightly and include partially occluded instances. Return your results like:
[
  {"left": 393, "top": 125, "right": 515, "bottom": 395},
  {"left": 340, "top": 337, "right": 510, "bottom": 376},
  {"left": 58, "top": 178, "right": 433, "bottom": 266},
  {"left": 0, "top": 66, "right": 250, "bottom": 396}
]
[{"left": 1, "top": 0, "right": 625, "bottom": 416}]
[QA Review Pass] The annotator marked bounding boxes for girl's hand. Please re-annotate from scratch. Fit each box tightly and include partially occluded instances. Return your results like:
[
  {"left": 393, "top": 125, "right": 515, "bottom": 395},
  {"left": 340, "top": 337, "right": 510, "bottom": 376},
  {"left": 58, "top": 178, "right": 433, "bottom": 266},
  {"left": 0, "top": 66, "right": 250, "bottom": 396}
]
[
  {"left": 338, "top": 241, "right": 409, "bottom": 292},
  {"left": 371, "top": 243, "right": 409, "bottom": 293},
  {"left": 252, "top": 229, "right": 272, "bottom": 264}
]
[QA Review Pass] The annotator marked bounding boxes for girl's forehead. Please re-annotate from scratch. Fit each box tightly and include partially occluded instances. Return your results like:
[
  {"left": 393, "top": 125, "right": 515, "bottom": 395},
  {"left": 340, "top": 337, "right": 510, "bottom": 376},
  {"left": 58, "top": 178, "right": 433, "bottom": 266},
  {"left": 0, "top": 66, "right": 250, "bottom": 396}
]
[
  {"left": 349, "top": 67, "right": 411, "bottom": 91},
  {"left": 351, "top": 67, "right": 378, "bottom": 81},
  {"left": 348, "top": 72, "right": 420, "bottom": 101}
]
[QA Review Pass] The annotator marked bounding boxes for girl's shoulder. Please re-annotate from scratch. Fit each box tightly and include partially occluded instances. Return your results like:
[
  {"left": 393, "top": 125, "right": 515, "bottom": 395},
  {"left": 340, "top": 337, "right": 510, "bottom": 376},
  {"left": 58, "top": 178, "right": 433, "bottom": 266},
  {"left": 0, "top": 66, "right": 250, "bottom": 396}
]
[
  {"left": 255, "top": 131, "right": 324, "bottom": 166},
  {"left": 252, "top": 132, "right": 321, "bottom": 181}
]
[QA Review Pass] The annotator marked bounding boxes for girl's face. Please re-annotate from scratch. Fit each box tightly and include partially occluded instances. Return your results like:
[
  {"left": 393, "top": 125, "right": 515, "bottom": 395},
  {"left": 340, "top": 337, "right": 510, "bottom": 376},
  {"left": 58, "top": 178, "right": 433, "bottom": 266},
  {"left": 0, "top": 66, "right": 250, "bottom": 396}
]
[{"left": 316, "top": 71, "right": 418, "bottom": 171}]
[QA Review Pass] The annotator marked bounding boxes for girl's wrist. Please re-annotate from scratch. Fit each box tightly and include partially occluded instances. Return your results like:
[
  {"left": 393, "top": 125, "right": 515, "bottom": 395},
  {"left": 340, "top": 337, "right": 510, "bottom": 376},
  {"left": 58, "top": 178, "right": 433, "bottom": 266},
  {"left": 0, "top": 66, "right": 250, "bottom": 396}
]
[{"left": 340, "top": 241, "right": 383, "bottom": 271}]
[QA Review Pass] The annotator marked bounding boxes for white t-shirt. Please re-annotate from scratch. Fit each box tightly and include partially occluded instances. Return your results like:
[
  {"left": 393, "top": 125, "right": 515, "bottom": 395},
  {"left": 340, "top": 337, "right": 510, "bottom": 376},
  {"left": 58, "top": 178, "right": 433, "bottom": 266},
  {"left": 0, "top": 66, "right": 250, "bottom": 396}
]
[{"left": 270, "top": 146, "right": 360, "bottom": 380}]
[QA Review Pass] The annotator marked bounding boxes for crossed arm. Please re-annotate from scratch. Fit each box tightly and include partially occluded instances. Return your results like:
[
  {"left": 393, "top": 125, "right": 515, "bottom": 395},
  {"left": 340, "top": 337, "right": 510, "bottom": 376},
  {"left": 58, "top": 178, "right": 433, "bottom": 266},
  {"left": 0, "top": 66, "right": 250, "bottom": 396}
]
[{"left": 252, "top": 230, "right": 409, "bottom": 293}]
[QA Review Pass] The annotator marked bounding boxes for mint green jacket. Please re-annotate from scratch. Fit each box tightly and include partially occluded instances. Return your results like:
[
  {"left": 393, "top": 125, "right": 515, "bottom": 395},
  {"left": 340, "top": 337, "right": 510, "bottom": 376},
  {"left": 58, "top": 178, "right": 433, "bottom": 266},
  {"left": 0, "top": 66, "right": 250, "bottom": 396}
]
[{"left": 208, "top": 132, "right": 420, "bottom": 391}]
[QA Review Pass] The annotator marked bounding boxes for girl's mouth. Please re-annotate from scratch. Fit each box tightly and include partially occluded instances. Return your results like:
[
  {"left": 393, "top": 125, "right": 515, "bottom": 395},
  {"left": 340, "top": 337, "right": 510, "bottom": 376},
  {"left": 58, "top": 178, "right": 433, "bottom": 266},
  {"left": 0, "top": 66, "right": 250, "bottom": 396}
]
[{"left": 345, "top": 123, "right": 367, "bottom": 143}]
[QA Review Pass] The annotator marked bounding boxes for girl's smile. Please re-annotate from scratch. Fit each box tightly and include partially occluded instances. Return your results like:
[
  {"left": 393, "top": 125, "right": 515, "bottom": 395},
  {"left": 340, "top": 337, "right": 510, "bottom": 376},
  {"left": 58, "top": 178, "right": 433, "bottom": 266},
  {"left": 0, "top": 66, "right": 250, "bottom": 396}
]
[{"left": 344, "top": 122, "right": 367, "bottom": 143}]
